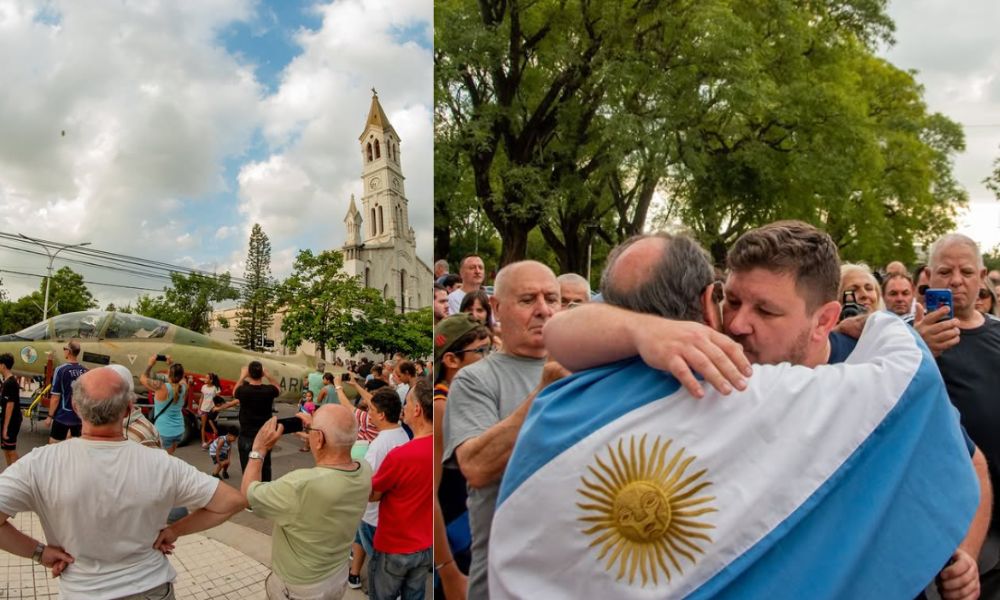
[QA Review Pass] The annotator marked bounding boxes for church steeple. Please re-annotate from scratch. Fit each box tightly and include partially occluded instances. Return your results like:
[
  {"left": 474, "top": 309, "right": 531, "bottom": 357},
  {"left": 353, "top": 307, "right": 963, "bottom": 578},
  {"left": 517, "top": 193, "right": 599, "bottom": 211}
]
[
  {"left": 356, "top": 88, "right": 408, "bottom": 245},
  {"left": 359, "top": 88, "right": 397, "bottom": 140}
]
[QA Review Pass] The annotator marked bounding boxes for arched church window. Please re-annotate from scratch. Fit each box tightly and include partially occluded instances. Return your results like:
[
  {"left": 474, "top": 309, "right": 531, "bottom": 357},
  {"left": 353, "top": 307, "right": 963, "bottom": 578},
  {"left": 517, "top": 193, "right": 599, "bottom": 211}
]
[
  {"left": 375, "top": 139, "right": 381, "bottom": 159},
  {"left": 371, "top": 209, "right": 376, "bottom": 236},
  {"left": 378, "top": 206, "right": 384, "bottom": 234},
  {"left": 383, "top": 284, "right": 389, "bottom": 300},
  {"left": 365, "top": 267, "right": 370, "bottom": 288},
  {"left": 366, "top": 143, "right": 373, "bottom": 162}
]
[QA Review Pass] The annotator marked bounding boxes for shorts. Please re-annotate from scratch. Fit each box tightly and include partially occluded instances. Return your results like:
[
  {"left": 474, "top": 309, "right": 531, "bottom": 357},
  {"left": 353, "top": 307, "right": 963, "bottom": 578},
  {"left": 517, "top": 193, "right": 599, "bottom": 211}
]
[
  {"left": 211, "top": 453, "right": 230, "bottom": 464},
  {"left": 354, "top": 520, "right": 376, "bottom": 557},
  {"left": 160, "top": 434, "right": 183, "bottom": 448},
  {"left": 199, "top": 409, "right": 219, "bottom": 421},
  {"left": 50, "top": 420, "right": 81, "bottom": 441},
  {"left": 1, "top": 416, "right": 21, "bottom": 450}
]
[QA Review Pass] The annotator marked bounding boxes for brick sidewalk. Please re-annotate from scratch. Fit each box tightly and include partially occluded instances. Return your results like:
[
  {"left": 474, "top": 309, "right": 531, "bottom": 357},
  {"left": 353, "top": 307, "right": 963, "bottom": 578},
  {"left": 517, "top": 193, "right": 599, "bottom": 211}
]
[{"left": 0, "top": 512, "right": 270, "bottom": 598}]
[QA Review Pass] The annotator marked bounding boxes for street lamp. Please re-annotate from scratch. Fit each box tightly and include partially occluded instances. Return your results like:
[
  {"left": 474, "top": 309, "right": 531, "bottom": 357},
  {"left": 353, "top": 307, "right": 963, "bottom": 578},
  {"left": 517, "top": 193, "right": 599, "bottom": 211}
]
[{"left": 17, "top": 234, "right": 92, "bottom": 321}]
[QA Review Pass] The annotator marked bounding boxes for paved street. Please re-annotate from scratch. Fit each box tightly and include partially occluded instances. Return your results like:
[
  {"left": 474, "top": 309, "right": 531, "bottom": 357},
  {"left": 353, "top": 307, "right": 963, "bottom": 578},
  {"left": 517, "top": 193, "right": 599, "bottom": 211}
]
[{"left": 0, "top": 401, "right": 394, "bottom": 598}]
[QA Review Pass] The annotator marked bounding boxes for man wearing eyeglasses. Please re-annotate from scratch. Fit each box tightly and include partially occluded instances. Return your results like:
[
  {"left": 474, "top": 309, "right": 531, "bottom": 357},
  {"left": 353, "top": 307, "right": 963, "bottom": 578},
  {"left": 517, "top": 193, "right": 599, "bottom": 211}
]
[
  {"left": 442, "top": 260, "right": 570, "bottom": 600},
  {"left": 238, "top": 407, "right": 372, "bottom": 600},
  {"left": 433, "top": 314, "right": 493, "bottom": 599},
  {"left": 44, "top": 340, "right": 86, "bottom": 444}
]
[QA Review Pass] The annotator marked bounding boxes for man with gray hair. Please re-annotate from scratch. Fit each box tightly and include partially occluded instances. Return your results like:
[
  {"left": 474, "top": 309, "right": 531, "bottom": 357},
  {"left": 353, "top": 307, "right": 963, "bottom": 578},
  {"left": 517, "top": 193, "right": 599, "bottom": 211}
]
[
  {"left": 0, "top": 366, "right": 245, "bottom": 599},
  {"left": 435, "top": 259, "right": 450, "bottom": 283},
  {"left": 231, "top": 405, "right": 372, "bottom": 599},
  {"left": 916, "top": 232, "right": 1000, "bottom": 596},
  {"left": 556, "top": 272, "right": 591, "bottom": 309},
  {"left": 443, "top": 260, "right": 569, "bottom": 599}
]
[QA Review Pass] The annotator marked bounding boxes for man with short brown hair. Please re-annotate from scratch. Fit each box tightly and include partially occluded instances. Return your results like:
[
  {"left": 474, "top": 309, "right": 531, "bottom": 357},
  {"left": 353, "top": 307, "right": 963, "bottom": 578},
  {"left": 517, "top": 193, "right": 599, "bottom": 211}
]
[
  {"left": 448, "top": 255, "right": 486, "bottom": 315},
  {"left": 45, "top": 339, "right": 86, "bottom": 444},
  {"left": 883, "top": 273, "right": 915, "bottom": 317}
]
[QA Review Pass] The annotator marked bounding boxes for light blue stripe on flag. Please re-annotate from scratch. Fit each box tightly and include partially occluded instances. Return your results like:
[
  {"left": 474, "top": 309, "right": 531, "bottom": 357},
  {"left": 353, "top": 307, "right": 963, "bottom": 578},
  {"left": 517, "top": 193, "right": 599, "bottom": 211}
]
[
  {"left": 498, "top": 357, "right": 680, "bottom": 506},
  {"left": 689, "top": 330, "right": 978, "bottom": 598},
  {"left": 493, "top": 314, "right": 979, "bottom": 599}
]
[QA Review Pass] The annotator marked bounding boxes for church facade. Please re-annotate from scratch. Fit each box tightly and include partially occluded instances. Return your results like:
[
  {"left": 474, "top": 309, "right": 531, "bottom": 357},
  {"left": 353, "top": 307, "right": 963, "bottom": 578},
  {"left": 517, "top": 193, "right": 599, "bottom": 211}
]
[
  {"left": 209, "top": 92, "right": 431, "bottom": 359},
  {"left": 342, "top": 91, "right": 432, "bottom": 313}
]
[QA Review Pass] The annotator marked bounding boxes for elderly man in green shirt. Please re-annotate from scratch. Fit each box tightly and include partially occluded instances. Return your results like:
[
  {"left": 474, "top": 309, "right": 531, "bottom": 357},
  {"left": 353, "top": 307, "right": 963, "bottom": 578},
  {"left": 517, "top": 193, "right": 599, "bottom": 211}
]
[{"left": 243, "top": 405, "right": 372, "bottom": 600}]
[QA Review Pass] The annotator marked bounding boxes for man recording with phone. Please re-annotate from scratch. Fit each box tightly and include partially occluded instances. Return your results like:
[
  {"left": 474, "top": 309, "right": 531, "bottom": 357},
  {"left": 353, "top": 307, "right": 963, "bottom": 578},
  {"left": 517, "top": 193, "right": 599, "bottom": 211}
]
[{"left": 917, "top": 233, "right": 1000, "bottom": 596}]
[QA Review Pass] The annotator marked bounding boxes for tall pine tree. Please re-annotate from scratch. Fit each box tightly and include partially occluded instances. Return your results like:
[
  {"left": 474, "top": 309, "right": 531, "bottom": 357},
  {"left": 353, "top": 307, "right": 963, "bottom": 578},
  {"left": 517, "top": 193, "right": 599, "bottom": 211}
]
[{"left": 234, "top": 224, "right": 275, "bottom": 350}]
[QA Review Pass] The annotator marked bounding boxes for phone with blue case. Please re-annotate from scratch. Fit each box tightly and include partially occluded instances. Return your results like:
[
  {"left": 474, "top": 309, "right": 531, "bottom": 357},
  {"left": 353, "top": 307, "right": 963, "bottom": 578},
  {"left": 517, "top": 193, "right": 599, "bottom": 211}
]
[{"left": 924, "top": 288, "right": 953, "bottom": 320}]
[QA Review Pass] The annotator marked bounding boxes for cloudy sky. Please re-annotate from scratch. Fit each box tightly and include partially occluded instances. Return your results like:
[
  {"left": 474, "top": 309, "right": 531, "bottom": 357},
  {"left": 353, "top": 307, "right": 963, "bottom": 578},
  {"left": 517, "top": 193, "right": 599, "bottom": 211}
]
[
  {"left": 0, "top": 0, "right": 432, "bottom": 310},
  {"left": 880, "top": 0, "right": 1000, "bottom": 250}
]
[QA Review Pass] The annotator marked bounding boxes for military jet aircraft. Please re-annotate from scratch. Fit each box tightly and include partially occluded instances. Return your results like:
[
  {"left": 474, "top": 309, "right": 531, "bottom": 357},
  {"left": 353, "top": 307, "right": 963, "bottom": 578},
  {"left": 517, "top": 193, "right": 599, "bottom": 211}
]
[{"left": 0, "top": 311, "right": 338, "bottom": 443}]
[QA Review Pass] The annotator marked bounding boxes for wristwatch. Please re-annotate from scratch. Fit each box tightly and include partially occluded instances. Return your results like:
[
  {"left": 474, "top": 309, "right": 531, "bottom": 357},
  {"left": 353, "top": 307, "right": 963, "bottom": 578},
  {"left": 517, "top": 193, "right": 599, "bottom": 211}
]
[
  {"left": 248, "top": 450, "right": 264, "bottom": 460},
  {"left": 32, "top": 542, "right": 45, "bottom": 564}
]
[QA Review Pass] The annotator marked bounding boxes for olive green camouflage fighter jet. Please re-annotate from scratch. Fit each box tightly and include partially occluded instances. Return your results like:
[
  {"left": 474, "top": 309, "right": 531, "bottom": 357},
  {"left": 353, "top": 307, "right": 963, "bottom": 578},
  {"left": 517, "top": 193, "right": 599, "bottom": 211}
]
[{"left": 0, "top": 311, "right": 341, "bottom": 443}]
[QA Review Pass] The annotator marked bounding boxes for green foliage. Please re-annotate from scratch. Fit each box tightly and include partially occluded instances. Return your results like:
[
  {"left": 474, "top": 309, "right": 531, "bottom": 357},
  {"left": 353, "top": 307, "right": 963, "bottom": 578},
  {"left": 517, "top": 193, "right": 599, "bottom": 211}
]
[
  {"left": 234, "top": 224, "right": 276, "bottom": 350},
  {"left": 134, "top": 272, "right": 239, "bottom": 333},
  {"left": 278, "top": 250, "right": 433, "bottom": 359},
  {"left": 437, "top": 0, "right": 964, "bottom": 273},
  {"left": 42, "top": 266, "right": 97, "bottom": 315},
  {"left": 983, "top": 246, "right": 1000, "bottom": 274},
  {"left": 0, "top": 296, "right": 46, "bottom": 333},
  {"left": 278, "top": 250, "right": 367, "bottom": 359}
]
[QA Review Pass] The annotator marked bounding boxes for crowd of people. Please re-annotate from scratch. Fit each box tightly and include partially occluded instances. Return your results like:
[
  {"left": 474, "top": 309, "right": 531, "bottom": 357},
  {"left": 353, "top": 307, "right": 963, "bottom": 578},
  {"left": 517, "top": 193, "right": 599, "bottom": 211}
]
[
  {"left": 0, "top": 346, "right": 433, "bottom": 599},
  {"left": 434, "top": 223, "right": 1000, "bottom": 600}
]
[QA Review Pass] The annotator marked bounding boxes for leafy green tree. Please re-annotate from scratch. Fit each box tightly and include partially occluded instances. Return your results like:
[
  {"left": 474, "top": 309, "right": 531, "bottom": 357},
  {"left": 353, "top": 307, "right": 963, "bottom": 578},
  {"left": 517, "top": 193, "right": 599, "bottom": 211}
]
[
  {"left": 0, "top": 296, "right": 45, "bottom": 333},
  {"left": 438, "top": 0, "right": 963, "bottom": 274},
  {"left": 41, "top": 266, "right": 97, "bottom": 315},
  {"left": 278, "top": 250, "right": 367, "bottom": 359},
  {"left": 134, "top": 272, "right": 238, "bottom": 333},
  {"left": 234, "top": 224, "right": 276, "bottom": 350}
]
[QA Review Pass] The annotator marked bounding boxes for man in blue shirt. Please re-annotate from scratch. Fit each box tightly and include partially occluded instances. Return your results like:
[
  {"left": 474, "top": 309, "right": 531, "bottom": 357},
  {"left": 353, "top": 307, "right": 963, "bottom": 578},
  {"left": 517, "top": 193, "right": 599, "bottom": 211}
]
[{"left": 44, "top": 340, "right": 87, "bottom": 444}]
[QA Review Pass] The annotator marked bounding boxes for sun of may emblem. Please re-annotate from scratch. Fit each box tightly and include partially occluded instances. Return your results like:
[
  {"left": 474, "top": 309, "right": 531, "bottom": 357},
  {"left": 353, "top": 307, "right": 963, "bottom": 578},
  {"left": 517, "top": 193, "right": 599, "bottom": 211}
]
[{"left": 577, "top": 434, "right": 717, "bottom": 586}]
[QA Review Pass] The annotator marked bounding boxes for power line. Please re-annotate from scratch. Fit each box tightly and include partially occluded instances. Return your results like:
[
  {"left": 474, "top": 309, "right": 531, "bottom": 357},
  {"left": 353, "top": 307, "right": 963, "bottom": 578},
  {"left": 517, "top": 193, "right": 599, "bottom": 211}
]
[
  {"left": 0, "top": 231, "right": 253, "bottom": 286},
  {"left": 0, "top": 268, "right": 164, "bottom": 292}
]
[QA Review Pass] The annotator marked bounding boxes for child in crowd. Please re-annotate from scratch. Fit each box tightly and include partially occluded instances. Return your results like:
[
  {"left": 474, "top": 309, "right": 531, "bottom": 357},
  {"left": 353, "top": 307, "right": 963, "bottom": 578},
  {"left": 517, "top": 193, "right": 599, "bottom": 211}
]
[
  {"left": 295, "top": 391, "right": 318, "bottom": 452},
  {"left": 209, "top": 426, "right": 237, "bottom": 479}
]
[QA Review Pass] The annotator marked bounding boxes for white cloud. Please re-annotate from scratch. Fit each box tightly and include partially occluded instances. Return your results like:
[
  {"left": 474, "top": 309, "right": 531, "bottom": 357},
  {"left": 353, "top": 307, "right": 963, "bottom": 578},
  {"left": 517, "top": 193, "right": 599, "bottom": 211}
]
[
  {"left": 237, "top": 0, "right": 434, "bottom": 270},
  {"left": 0, "top": 0, "right": 432, "bottom": 310}
]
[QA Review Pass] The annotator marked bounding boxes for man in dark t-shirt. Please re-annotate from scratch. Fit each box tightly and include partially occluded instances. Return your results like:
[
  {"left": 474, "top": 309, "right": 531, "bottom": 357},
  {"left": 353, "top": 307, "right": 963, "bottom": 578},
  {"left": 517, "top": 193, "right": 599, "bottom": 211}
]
[
  {"left": 0, "top": 353, "right": 22, "bottom": 465},
  {"left": 220, "top": 361, "right": 280, "bottom": 482},
  {"left": 916, "top": 233, "right": 1000, "bottom": 596}
]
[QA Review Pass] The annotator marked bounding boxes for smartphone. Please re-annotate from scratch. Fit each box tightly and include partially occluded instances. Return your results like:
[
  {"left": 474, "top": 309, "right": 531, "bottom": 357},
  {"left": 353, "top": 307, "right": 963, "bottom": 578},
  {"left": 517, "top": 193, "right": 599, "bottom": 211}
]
[
  {"left": 924, "top": 288, "right": 954, "bottom": 320},
  {"left": 341, "top": 372, "right": 351, "bottom": 382},
  {"left": 277, "top": 416, "right": 304, "bottom": 434},
  {"left": 155, "top": 354, "right": 167, "bottom": 362}
]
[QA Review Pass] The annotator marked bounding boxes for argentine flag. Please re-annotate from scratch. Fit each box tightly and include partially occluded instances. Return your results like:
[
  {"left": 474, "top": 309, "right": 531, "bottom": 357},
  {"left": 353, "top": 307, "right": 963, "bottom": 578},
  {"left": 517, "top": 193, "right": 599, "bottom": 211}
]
[{"left": 490, "top": 312, "right": 978, "bottom": 599}]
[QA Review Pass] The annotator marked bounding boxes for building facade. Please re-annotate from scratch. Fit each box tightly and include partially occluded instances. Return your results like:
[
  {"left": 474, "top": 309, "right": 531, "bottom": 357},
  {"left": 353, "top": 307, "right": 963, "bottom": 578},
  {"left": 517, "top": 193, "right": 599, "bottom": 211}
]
[
  {"left": 342, "top": 91, "right": 432, "bottom": 314},
  {"left": 210, "top": 91, "right": 430, "bottom": 358}
]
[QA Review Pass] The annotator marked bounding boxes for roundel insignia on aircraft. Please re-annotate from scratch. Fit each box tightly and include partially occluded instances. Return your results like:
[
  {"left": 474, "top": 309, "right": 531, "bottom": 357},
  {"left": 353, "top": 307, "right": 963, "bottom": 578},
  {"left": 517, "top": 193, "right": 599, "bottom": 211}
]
[{"left": 20, "top": 346, "right": 38, "bottom": 365}]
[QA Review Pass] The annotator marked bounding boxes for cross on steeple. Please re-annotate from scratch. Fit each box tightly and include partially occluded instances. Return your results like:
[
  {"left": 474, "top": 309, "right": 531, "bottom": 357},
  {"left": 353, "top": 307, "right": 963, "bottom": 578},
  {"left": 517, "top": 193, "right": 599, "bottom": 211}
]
[{"left": 371, "top": 87, "right": 377, "bottom": 97}]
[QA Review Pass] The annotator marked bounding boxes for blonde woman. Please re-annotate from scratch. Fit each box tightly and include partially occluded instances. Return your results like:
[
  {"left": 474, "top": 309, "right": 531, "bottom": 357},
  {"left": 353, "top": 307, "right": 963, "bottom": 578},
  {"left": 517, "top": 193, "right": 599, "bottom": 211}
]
[{"left": 839, "top": 263, "right": 885, "bottom": 312}]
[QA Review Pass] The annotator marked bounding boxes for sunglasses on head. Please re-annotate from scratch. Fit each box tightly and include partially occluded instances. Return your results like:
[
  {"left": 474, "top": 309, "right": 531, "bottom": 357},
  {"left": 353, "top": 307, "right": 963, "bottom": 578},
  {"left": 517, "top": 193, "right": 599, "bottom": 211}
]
[{"left": 979, "top": 288, "right": 992, "bottom": 300}]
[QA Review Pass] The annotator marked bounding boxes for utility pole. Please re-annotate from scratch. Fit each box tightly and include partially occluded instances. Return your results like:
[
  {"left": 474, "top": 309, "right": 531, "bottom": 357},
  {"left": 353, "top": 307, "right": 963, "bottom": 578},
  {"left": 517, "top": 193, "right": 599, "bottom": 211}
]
[{"left": 18, "top": 234, "right": 91, "bottom": 321}]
